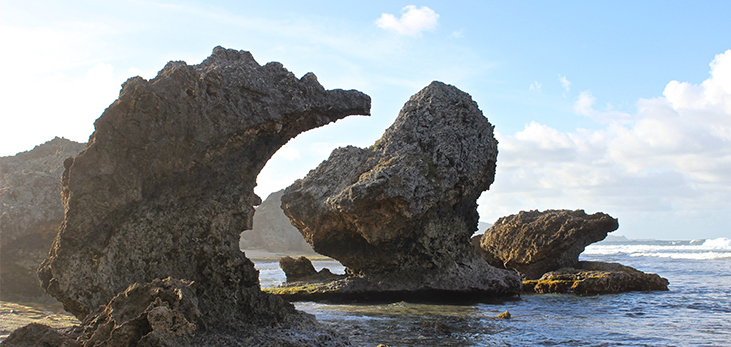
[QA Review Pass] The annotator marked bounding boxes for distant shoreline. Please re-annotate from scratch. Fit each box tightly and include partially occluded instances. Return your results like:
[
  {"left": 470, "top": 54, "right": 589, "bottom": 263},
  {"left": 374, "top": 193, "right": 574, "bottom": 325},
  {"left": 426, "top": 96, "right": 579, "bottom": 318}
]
[{"left": 242, "top": 249, "right": 332, "bottom": 262}]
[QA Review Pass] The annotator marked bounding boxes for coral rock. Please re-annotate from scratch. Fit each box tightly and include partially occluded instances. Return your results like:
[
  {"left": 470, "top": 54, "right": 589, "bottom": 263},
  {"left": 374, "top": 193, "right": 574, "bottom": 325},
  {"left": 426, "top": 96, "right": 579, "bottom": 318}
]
[
  {"left": 30, "top": 46, "right": 368, "bottom": 345},
  {"left": 480, "top": 209, "right": 619, "bottom": 279},
  {"left": 523, "top": 261, "right": 669, "bottom": 294},
  {"left": 281, "top": 81, "right": 520, "bottom": 298}
]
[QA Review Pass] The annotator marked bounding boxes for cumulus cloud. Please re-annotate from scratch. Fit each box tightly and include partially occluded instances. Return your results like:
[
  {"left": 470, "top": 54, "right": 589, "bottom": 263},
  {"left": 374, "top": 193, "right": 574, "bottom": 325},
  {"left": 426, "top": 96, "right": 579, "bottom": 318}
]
[
  {"left": 479, "top": 50, "right": 731, "bottom": 239},
  {"left": 529, "top": 81, "right": 542, "bottom": 91},
  {"left": 376, "top": 5, "right": 439, "bottom": 36}
]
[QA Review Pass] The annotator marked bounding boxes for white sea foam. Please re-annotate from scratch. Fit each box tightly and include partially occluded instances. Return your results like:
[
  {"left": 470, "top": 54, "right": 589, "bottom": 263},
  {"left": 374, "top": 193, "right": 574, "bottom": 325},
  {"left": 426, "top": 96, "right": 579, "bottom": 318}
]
[
  {"left": 700, "top": 237, "right": 731, "bottom": 249},
  {"left": 584, "top": 237, "right": 731, "bottom": 260}
]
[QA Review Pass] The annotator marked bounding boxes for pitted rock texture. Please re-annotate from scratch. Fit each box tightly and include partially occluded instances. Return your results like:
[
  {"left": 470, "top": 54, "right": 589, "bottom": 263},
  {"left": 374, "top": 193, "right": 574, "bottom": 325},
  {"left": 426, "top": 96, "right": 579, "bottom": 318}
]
[
  {"left": 479, "top": 209, "right": 619, "bottom": 279},
  {"left": 0, "top": 137, "right": 86, "bottom": 301},
  {"left": 72, "top": 278, "right": 200, "bottom": 346},
  {"left": 281, "top": 81, "right": 520, "bottom": 296},
  {"left": 240, "top": 190, "right": 314, "bottom": 253},
  {"left": 32, "top": 46, "right": 368, "bottom": 345},
  {"left": 523, "top": 261, "right": 669, "bottom": 294}
]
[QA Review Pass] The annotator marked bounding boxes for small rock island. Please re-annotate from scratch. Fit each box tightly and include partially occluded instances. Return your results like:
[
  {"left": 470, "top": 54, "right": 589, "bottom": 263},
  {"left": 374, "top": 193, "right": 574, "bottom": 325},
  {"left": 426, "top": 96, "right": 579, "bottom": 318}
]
[{"left": 476, "top": 209, "right": 669, "bottom": 294}]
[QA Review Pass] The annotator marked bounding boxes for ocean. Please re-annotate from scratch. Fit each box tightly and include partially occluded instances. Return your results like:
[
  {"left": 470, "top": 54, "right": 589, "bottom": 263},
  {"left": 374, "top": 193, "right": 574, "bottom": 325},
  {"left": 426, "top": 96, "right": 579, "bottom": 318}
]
[{"left": 256, "top": 238, "right": 731, "bottom": 346}]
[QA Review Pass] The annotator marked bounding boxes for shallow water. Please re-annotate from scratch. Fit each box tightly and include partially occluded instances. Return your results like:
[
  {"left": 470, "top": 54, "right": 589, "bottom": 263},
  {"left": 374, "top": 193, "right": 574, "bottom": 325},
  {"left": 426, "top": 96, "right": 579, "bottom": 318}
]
[{"left": 256, "top": 238, "right": 731, "bottom": 346}]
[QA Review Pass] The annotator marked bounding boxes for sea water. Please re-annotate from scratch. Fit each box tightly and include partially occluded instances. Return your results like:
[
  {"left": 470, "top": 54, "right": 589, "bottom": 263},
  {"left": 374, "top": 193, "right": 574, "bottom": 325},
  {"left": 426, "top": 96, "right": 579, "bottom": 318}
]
[{"left": 256, "top": 238, "right": 731, "bottom": 346}]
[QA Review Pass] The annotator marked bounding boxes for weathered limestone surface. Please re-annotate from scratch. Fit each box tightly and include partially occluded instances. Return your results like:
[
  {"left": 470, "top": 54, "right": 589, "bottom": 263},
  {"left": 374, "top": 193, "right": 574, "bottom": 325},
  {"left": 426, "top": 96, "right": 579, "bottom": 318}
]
[
  {"left": 240, "top": 190, "right": 314, "bottom": 253},
  {"left": 24, "top": 46, "right": 368, "bottom": 345},
  {"left": 280, "top": 81, "right": 521, "bottom": 298},
  {"left": 0, "top": 137, "right": 86, "bottom": 301},
  {"left": 479, "top": 209, "right": 619, "bottom": 279},
  {"left": 523, "top": 261, "right": 669, "bottom": 294}
]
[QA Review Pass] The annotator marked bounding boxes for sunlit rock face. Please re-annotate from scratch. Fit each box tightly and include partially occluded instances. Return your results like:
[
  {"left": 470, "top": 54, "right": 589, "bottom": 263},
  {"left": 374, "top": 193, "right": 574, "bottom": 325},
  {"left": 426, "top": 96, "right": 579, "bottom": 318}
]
[
  {"left": 0, "top": 137, "right": 85, "bottom": 301},
  {"left": 35, "top": 46, "right": 369, "bottom": 344},
  {"left": 281, "top": 81, "right": 521, "bottom": 297},
  {"left": 479, "top": 209, "right": 619, "bottom": 279}
]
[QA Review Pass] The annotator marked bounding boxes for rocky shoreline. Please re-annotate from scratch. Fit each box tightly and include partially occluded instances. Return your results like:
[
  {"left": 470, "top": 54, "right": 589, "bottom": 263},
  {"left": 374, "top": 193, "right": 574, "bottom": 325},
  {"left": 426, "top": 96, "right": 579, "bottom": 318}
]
[{"left": 1, "top": 47, "right": 667, "bottom": 346}]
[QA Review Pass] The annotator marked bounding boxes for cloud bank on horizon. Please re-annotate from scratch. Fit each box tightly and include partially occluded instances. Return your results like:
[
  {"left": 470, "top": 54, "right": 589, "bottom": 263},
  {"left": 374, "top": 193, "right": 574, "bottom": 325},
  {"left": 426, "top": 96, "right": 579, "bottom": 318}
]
[
  {"left": 1, "top": 2, "right": 729, "bottom": 240},
  {"left": 479, "top": 50, "right": 731, "bottom": 239}
]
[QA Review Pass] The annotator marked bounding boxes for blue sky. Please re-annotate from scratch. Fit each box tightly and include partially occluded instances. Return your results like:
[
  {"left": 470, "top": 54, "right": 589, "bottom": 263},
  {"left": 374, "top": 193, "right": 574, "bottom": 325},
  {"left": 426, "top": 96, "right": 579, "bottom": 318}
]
[{"left": 2, "top": 1, "right": 730, "bottom": 240}]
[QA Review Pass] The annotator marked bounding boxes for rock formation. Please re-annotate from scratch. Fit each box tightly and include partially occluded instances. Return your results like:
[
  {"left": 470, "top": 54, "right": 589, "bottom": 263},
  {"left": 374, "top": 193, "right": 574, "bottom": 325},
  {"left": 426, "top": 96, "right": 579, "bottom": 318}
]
[
  {"left": 523, "top": 261, "right": 669, "bottom": 294},
  {"left": 20, "top": 46, "right": 369, "bottom": 345},
  {"left": 279, "top": 81, "right": 521, "bottom": 299},
  {"left": 279, "top": 256, "right": 339, "bottom": 283},
  {"left": 479, "top": 209, "right": 619, "bottom": 279},
  {"left": 240, "top": 190, "right": 314, "bottom": 254},
  {"left": 0, "top": 137, "right": 86, "bottom": 301}
]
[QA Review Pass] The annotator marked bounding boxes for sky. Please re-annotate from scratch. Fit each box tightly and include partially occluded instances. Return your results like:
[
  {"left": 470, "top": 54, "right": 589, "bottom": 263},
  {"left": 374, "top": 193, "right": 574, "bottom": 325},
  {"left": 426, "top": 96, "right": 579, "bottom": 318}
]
[{"left": 1, "top": 1, "right": 730, "bottom": 240}]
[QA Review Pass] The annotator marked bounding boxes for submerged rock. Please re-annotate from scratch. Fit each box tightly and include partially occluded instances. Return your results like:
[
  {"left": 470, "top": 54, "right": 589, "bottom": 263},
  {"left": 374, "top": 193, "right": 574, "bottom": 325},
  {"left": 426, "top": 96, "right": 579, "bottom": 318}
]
[
  {"left": 240, "top": 189, "right": 314, "bottom": 254},
  {"left": 479, "top": 209, "right": 619, "bottom": 279},
  {"left": 279, "top": 81, "right": 521, "bottom": 299},
  {"left": 0, "top": 137, "right": 86, "bottom": 301},
  {"left": 21, "top": 46, "right": 368, "bottom": 345},
  {"left": 522, "top": 261, "right": 669, "bottom": 294}
]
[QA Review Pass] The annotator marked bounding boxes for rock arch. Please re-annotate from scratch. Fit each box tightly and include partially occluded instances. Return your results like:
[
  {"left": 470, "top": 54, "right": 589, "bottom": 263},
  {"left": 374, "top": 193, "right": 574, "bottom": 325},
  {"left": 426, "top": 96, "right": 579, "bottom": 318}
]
[{"left": 35, "top": 46, "right": 370, "bottom": 345}]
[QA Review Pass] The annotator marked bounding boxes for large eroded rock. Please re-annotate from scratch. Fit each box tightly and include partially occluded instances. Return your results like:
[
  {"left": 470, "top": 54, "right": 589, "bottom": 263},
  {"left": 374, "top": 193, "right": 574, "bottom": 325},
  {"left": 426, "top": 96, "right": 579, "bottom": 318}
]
[
  {"left": 32, "top": 46, "right": 369, "bottom": 344},
  {"left": 479, "top": 209, "right": 619, "bottom": 279},
  {"left": 0, "top": 137, "right": 86, "bottom": 301},
  {"left": 280, "top": 81, "right": 520, "bottom": 297}
]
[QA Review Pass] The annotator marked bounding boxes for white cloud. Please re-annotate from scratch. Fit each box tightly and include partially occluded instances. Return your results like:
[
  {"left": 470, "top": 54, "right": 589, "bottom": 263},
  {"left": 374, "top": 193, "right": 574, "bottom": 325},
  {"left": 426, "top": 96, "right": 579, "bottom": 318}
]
[
  {"left": 376, "top": 5, "right": 439, "bottom": 36},
  {"left": 480, "top": 50, "right": 731, "bottom": 239},
  {"left": 573, "top": 90, "right": 632, "bottom": 124},
  {"left": 449, "top": 29, "right": 465, "bottom": 39},
  {"left": 559, "top": 74, "right": 571, "bottom": 92},
  {"left": 276, "top": 146, "right": 301, "bottom": 161},
  {"left": 529, "top": 81, "right": 542, "bottom": 91}
]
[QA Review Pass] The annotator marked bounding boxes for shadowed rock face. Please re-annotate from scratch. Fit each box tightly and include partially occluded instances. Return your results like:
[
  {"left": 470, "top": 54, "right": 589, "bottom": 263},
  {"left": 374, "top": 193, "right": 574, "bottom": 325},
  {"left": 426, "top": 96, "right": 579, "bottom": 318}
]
[
  {"left": 35, "top": 46, "right": 369, "bottom": 342},
  {"left": 0, "top": 137, "right": 86, "bottom": 301},
  {"left": 281, "top": 81, "right": 520, "bottom": 296},
  {"left": 479, "top": 209, "right": 619, "bottom": 279}
]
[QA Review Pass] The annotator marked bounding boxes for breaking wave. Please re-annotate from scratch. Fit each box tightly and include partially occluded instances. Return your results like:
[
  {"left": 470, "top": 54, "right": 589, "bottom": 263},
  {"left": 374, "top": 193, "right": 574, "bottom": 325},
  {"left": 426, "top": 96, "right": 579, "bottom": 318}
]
[{"left": 584, "top": 237, "right": 731, "bottom": 260}]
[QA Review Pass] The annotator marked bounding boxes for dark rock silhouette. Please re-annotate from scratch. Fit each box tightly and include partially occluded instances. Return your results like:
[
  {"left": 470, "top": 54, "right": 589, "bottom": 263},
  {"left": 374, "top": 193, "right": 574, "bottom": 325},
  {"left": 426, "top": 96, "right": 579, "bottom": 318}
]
[
  {"left": 0, "top": 137, "right": 86, "bottom": 301},
  {"left": 279, "top": 81, "right": 521, "bottom": 299},
  {"left": 479, "top": 209, "right": 619, "bottom": 279},
  {"left": 15, "top": 46, "right": 369, "bottom": 346},
  {"left": 279, "top": 256, "right": 340, "bottom": 283},
  {"left": 240, "top": 190, "right": 314, "bottom": 254},
  {"left": 280, "top": 256, "right": 318, "bottom": 280},
  {"left": 523, "top": 261, "right": 669, "bottom": 294}
]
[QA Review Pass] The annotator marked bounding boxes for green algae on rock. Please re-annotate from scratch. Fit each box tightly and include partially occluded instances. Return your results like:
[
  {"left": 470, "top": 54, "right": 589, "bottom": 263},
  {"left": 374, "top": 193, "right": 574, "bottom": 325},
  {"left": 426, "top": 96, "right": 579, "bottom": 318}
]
[{"left": 522, "top": 261, "right": 669, "bottom": 295}]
